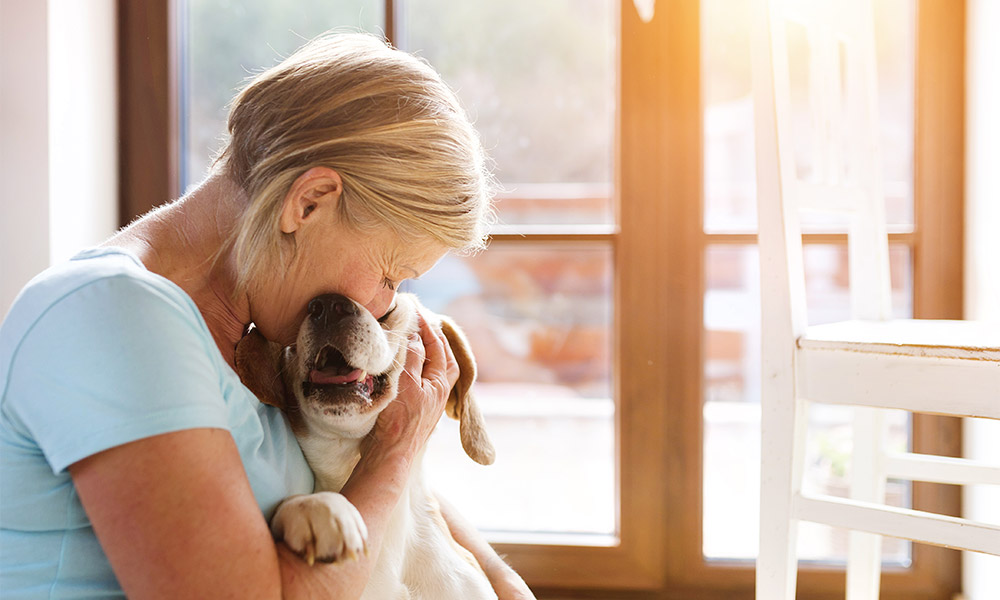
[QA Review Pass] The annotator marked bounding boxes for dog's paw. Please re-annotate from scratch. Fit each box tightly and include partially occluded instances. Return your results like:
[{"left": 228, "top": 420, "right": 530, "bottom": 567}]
[{"left": 270, "top": 492, "right": 369, "bottom": 565}]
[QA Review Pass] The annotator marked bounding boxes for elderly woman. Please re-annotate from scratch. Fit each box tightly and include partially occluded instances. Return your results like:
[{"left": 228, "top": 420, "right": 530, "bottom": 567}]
[{"left": 0, "top": 33, "right": 530, "bottom": 599}]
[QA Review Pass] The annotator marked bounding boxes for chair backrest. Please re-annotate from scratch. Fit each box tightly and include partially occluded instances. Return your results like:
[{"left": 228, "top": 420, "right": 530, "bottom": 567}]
[{"left": 752, "top": 0, "right": 892, "bottom": 342}]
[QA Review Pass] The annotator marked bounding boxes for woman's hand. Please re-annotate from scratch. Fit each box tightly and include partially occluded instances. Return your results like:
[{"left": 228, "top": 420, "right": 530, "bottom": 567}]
[{"left": 360, "top": 310, "right": 459, "bottom": 467}]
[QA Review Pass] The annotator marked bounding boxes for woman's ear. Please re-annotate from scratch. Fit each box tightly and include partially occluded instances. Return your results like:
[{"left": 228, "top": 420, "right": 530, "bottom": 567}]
[{"left": 279, "top": 166, "right": 344, "bottom": 234}]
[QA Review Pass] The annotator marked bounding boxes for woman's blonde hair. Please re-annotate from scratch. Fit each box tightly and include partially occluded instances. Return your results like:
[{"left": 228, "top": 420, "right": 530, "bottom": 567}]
[{"left": 216, "top": 32, "right": 496, "bottom": 296}]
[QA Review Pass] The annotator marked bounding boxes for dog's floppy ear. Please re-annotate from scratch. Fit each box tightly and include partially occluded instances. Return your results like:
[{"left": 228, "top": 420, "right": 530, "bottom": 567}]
[
  {"left": 234, "top": 327, "right": 287, "bottom": 410},
  {"left": 440, "top": 316, "right": 495, "bottom": 466}
]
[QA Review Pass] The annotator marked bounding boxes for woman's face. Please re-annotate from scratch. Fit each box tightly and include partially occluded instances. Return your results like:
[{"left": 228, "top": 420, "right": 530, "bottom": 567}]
[{"left": 251, "top": 219, "right": 448, "bottom": 346}]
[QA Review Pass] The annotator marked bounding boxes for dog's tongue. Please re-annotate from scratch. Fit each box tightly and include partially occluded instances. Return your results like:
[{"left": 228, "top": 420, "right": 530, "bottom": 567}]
[{"left": 310, "top": 368, "right": 364, "bottom": 385}]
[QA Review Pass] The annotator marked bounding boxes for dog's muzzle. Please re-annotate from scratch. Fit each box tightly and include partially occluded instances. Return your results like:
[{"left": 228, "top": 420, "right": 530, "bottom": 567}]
[{"left": 299, "top": 293, "right": 387, "bottom": 403}]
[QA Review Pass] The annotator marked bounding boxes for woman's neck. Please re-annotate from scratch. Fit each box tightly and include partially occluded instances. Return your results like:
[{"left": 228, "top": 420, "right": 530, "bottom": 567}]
[{"left": 104, "top": 172, "right": 251, "bottom": 367}]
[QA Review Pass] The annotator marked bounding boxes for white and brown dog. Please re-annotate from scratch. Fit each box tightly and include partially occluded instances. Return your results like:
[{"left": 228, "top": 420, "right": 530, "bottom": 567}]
[{"left": 235, "top": 292, "right": 497, "bottom": 600}]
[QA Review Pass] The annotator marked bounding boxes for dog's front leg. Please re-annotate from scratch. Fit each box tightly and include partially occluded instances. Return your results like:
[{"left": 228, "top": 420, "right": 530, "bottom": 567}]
[{"left": 271, "top": 492, "right": 369, "bottom": 565}]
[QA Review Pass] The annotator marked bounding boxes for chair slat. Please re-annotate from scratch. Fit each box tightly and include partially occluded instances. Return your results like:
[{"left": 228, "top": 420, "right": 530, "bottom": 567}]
[
  {"left": 798, "top": 348, "right": 1000, "bottom": 419},
  {"left": 884, "top": 453, "right": 1000, "bottom": 486},
  {"left": 795, "top": 493, "right": 1000, "bottom": 555}
]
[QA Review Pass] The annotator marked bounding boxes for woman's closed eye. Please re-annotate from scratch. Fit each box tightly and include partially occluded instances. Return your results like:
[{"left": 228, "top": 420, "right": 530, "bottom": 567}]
[
  {"left": 378, "top": 302, "right": 397, "bottom": 323},
  {"left": 382, "top": 277, "right": 398, "bottom": 291}
]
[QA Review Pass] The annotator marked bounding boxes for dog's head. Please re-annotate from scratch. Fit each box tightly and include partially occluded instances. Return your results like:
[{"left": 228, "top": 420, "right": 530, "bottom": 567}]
[{"left": 235, "top": 292, "right": 494, "bottom": 465}]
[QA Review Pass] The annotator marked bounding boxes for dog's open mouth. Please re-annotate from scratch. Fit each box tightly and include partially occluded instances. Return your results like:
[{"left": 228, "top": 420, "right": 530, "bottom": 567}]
[{"left": 303, "top": 344, "right": 377, "bottom": 399}]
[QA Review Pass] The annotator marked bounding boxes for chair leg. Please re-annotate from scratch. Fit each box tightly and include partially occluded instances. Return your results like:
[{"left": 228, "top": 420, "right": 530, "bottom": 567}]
[
  {"left": 758, "top": 395, "right": 808, "bottom": 599},
  {"left": 757, "top": 506, "right": 800, "bottom": 599},
  {"left": 846, "top": 407, "right": 886, "bottom": 600},
  {"left": 847, "top": 530, "right": 883, "bottom": 600}
]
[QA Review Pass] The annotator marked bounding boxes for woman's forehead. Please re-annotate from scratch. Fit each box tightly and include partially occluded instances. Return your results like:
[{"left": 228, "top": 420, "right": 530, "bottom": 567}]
[{"left": 383, "top": 235, "right": 448, "bottom": 276}]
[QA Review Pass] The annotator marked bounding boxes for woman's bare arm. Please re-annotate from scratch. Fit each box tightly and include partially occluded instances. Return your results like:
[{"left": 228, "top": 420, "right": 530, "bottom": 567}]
[
  {"left": 71, "top": 426, "right": 414, "bottom": 599},
  {"left": 71, "top": 428, "right": 288, "bottom": 599}
]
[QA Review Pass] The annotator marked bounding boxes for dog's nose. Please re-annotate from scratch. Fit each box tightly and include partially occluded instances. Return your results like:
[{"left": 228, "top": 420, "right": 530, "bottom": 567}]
[{"left": 308, "top": 294, "right": 358, "bottom": 325}]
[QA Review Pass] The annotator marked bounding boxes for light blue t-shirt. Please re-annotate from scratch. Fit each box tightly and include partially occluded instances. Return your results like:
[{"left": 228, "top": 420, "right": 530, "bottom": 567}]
[{"left": 0, "top": 247, "right": 314, "bottom": 599}]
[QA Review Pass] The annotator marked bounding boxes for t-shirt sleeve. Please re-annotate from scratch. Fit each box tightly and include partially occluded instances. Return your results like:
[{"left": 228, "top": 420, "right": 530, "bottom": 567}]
[{"left": 4, "top": 275, "right": 231, "bottom": 474}]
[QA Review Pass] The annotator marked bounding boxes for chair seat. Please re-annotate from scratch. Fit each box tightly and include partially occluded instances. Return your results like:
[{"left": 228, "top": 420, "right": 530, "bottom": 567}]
[{"left": 800, "top": 319, "right": 1000, "bottom": 361}]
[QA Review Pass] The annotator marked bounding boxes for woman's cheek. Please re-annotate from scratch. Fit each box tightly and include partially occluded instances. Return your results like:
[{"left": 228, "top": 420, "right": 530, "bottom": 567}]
[{"left": 364, "top": 288, "right": 396, "bottom": 319}]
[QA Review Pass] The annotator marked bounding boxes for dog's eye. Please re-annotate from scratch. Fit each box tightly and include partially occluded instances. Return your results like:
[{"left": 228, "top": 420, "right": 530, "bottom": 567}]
[{"left": 378, "top": 304, "right": 397, "bottom": 324}]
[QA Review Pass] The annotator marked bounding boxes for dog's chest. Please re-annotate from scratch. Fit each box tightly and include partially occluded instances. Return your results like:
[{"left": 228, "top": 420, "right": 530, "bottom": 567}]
[
  {"left": 359, "top": 470, "right": 497, "bottom": 600},
  {"left": 300, "top": 436, "right": 361, "bottom": 493}
]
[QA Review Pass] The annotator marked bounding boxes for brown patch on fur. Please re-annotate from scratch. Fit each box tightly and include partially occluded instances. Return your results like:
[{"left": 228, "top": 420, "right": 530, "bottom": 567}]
[
  {"left": 235, "top": 329, "right": 286, "bottom": 408},
  {"left": 234, "top": 328, "right": 306, "bottom": 433}
]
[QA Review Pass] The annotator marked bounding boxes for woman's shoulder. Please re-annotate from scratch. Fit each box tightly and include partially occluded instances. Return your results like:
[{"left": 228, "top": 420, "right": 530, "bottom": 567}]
[
  {"left": 0, "top": 247, "right": 231, "bottom": 474},
  {"left": 2, "top": 246, "right": 203, "bottom": 344},
  {"left": 0, "top": 246, "right": 219, "bottom": 401}
]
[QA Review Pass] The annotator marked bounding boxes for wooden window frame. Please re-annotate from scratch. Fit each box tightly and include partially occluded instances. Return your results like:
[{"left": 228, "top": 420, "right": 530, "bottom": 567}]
[
  {"left": 118, "top": 1, "right": 964, "bottom": 598},
  {"left": 118, "top": 0, "right": 180, "bottom": 223}
]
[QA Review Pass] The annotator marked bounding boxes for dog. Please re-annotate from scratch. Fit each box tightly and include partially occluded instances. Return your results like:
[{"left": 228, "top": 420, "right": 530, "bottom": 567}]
[{"left": 235, "top": 292, "right": 498, "bottom": 600}]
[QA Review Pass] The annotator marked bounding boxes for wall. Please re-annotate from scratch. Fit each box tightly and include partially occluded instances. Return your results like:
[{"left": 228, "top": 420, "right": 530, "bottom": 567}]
[
  {"left": 0, "top": 0, "right": 51, "bottom": 320},
  {"left": 963, "top": 0, "right": 1000, "bottom": 598},
  {"left": 0, "top": 0, "right": 117, "bottom": 321},
  {"left": 48, "top": 0, "right": 118, "bottom": 264}
]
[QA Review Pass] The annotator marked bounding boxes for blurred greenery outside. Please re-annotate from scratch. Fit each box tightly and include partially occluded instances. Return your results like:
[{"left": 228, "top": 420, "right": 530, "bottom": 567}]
[{"left": 184, "top": 0, "right": 615, "bottom": 225}]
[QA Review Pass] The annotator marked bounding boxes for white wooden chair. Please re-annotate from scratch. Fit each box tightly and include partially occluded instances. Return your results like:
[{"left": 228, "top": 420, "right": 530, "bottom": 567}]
[{"left": 751, "top": 0, "right": 1000, "bottom": 598}]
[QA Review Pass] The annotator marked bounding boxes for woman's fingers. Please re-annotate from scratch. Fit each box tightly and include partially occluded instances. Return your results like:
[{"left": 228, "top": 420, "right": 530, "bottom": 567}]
[
  {"left": 399, "top": 330, "right": 425, "bottom": 392},
  {"left": 415, "top": 311, "right": 454, "bottom": 398},
  {"left": 366, "top": 312, "right": 458, "bottom": 456}
]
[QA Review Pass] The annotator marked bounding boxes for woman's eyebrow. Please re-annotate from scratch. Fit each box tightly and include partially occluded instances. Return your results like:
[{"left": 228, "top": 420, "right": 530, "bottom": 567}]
[{"left": 402, "top": 266, "right": 420, "bottom": 279}]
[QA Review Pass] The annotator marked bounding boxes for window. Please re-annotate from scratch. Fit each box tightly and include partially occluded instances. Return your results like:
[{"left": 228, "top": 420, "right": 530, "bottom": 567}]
[{"left": 119, "top": 0, "right": 966, "bottom": 596}]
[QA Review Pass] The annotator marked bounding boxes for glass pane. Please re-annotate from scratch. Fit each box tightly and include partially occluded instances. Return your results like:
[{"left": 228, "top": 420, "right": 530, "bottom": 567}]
[
  {"left": 873, "top": 0, "right": 916, "bottom": 227},
  {"left": 405, "top": 244, "right": 615, "bottom": 537},
  {"left": 181, "top": 0, "right": 383, "bottom": 190},
  {"left": 701, "top": 0, "right": 915, "bottom": 233},
  {"left": 702, "top": 244, "right": 912, "bottom": 562},
  {"left": 402, "top": 0, "right": 616, "bottom": 226},
  {"left": 803, "top": 243, "right": 913, "bottom": 324}
]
